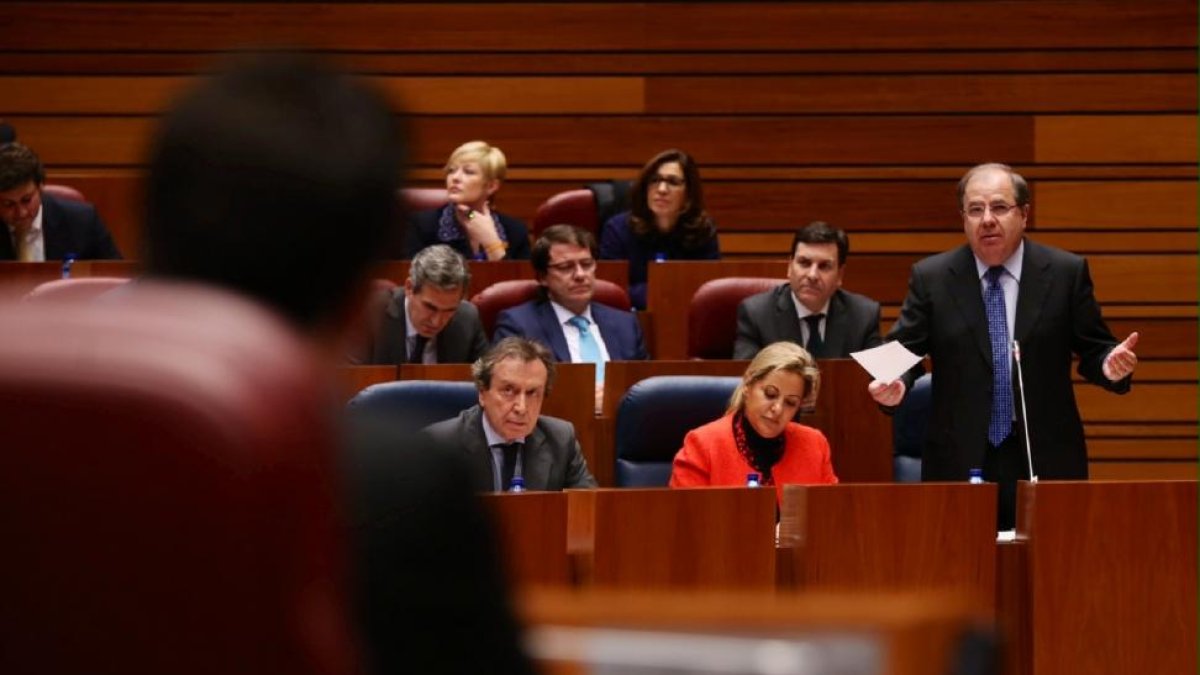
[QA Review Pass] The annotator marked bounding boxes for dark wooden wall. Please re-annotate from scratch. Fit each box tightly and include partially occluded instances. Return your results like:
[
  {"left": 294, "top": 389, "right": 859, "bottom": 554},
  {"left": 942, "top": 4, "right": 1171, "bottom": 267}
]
[{"left": 2, "top": 1, "right": 1194, "bottom": 477}]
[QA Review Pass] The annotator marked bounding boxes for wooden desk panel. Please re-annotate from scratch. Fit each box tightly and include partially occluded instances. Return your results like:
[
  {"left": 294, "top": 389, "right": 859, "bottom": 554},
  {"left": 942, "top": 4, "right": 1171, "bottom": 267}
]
[
  {"left": 568, "top": 487, "right": 776, "bottom": 590},
  {"left": 1017, "top": 480, "right": 1197, "bottom": 675},
  {"left": 521, "top": 588, "right": 989, "bottom": 675},
  {"left": 480, "top": 492, "right": 571, "bottom": 588},
  {"left": 779, "top": 483, "right": 998, "bottom": 608}
]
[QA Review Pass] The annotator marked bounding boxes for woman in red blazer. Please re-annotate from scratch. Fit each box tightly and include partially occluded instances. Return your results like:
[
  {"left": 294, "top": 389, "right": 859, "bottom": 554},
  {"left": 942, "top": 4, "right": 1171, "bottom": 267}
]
[{"left": 670, "top": 342, "right": 837, "bottom": 502}]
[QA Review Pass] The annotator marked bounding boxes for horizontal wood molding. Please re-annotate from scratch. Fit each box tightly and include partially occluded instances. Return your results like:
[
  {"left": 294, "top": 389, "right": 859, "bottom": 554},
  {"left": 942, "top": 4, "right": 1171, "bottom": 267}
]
[{"left": 6, "top": 3, "right": 1194, "bottom": 52}]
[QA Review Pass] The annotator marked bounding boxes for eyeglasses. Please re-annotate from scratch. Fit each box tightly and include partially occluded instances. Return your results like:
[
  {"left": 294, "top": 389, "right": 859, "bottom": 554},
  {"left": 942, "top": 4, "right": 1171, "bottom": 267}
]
[
  {"left": 547, "top": 258, "right": 596, "bottom": 274},
  {"left": 649, "top": 174, "right": 686, "bottom": 189},
  {"left": 964, "top": 202, "right": 1021, "bottom": 219}
]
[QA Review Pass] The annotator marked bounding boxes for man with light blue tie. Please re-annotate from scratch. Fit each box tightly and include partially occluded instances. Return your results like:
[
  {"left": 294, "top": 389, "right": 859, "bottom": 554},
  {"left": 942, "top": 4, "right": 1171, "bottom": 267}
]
[
  {"left": 868, "top": 163, "right": 1139, "bottom": 529},
  {"left": 494, "top": 225, "right": 649, "bottom": 409}
]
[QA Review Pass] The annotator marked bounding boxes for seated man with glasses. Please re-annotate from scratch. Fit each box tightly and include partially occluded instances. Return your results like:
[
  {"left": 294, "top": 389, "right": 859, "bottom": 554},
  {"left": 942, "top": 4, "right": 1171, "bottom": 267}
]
[
  {"left": 495, "top": 224, "right": 649, "bottom": 409},
  {"left": 867, "top": 162, "right": 1139, "bottom": 530}
]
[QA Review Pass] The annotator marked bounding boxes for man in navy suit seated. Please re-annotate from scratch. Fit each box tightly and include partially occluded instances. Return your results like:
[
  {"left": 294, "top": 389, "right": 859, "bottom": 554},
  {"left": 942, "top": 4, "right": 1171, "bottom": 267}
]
[
  {"left": 494, "top": 224, "right": 649, "bottom": 409},
  {"left": 0, "top": 142, "right": 121, "bottom": 261}
]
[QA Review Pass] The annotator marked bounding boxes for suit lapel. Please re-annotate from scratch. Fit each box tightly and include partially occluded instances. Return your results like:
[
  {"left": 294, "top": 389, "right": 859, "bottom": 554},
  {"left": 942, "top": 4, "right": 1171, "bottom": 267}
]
[
  {"left": 1014, "top": 240, "right": 1052, "bottom": 342},
  {"left": 40, "top": 196, "right": 66, "bottom": 260},
  {"left": 772, "top": 285, "right": 805, "bottom": 347},
  {"left": 462, "top": 406, "right": 498, "bottom": 491},
  {"left": 520, "top": 424, "right": 550, "bottom": 491},
  {"left": 945, "top": 246, "right": 991, "bottom": 365},
  {"left": 375, "top": 292, "right": 409, "bottom": 364},
  {"left": 535, "top": 302, "right": 571, "bottom": 361},
  {"left": 591, "top": 304, "right": 623, "bottom": 360},
  {"left": 822, "top": 291, "right": 850, "bottom": 357}
]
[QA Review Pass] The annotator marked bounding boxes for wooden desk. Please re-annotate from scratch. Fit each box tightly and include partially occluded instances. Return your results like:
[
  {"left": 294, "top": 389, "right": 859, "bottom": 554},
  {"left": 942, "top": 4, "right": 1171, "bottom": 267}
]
[
  {"left": 779, "top": 483, "right": 998, "bottom": 609},
  {"left": 1010, "top": 479, "right": 1197, "bottom": 675},
  {"left": 480, "top": 491, "right": 571, "bottom": 588},
  {"left": 568, "top": 487, "right": 776, "bottom": 590},
  {"left": 0, "top": 260, "right": 140, "bottom": 298},
  {"left": 521, "top": 587, "right": 991, "bottom": 675}
]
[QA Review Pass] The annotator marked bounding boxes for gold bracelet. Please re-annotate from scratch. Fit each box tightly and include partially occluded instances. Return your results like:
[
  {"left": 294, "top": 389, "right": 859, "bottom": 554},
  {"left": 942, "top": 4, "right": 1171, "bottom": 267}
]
[{"left": 484, "top": 241, "right": 508, "bottom": 255}]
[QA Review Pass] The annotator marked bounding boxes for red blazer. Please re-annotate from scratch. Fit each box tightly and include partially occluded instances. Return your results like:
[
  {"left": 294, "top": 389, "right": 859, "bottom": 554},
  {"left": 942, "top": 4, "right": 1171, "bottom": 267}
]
[{"left": 669, "top": 414, "right": 838, "bottom": 502}]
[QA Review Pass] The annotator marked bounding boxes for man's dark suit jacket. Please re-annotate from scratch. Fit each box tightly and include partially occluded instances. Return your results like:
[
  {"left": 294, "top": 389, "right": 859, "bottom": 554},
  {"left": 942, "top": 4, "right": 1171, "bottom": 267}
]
[
  {"left": 888, "top": 240, "right": 1129, "bottom": 482},
  {"left": 420, "top": 404, "right": 597, "bottom": 492},
  {"left": 0, "top": 193, "right": 122, "bottom": 261},
  {"left": 493, "top": 298, "right": 649, "bottom": 362},
  {"left": 403, "top": 204, "right": 531, "bottom": 260},
  {"left": 733, "top": 284, "right": 882, "bottom": 360},
  {"left": 367, "top": 289, "right": 489, "bottom": 365}
]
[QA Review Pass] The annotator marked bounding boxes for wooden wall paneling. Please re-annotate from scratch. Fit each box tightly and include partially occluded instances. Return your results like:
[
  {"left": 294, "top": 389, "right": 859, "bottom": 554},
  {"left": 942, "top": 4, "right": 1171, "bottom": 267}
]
[
  {"left": 1097, "top": 318, "right": 1196, "bottom": 359},
  {"left": 1075, "top": 383, "right": 1197, "bottom": 422},
  {"left": 1035, "top": 180, "right": 1198, "bottom": 229},
  {"left": 10, "top": 115, "right": 1036, "bottom": 168},
  {"left": 0, "top": 75, "right": 647, "bottom": 115},
  {"left": 1087, "top": 439, "right": 1197, "bottom": 460},
  {"left": 1086, "top": 253, "right": 1196, "bottom": 303},
  {"left": 647, "top": 74, "right": 1195, "bottom": 114},
  {"left": 7, "top": 2, "right": 1195, "bottom": 52},
  {"left": 4, "top": 48, "right": 1196, "bottom": 77},
  {"left": 1088, "top": 461, "right": 1198, "bottom": 480},
  {"left": 1034, "top": 115, "right": 1197, "bottom": 163},
  {"left": 408, "top": 116, "right": 1037, "bottom": 168}
]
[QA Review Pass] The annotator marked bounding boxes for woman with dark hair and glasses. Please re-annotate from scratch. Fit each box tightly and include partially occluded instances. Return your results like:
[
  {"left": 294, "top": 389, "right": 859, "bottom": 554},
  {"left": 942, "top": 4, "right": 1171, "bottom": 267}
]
[
  {"left": 670, "top": 341, "right": 837, "bottom": 504},
  {"left": 599, "top": 149, "right": 720, "bottom": 309}
]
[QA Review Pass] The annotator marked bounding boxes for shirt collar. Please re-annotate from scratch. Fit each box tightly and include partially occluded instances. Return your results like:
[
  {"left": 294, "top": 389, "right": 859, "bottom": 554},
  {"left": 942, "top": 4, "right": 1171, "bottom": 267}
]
[
  {"left": 974, "top": 239, "right": 1025, "bottom": 282},
  {"left": 789, "top": 291, "right": 831, "bottom": 320},
  {"left": 550, "top": 299, "right": 594, "bottom": 326}
]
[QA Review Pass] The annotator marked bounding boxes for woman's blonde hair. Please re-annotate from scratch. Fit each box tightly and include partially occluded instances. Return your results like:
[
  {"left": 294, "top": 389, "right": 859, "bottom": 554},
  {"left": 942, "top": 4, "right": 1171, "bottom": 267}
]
[
  {"left": 727, "top": 341, "right": 820, "bottom": 414},
  {"left": 445, "top": 140, "right": 507, "bottom": 183}
]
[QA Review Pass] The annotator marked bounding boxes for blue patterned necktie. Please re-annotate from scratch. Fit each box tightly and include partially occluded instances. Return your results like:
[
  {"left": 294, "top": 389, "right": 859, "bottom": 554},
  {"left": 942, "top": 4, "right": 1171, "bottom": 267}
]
[
  {"left": 567, "top": 315, "right": 604, "bottom": 383},
  {"left": 985, "top": 266, "right": 1013, "bottom": 446}
]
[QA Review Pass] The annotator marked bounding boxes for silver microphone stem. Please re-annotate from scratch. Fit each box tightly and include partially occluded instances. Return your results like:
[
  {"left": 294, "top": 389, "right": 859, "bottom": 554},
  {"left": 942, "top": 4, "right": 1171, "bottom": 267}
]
[{"left": 1012, "top": 340, "right": 1037, "bottom": 483}]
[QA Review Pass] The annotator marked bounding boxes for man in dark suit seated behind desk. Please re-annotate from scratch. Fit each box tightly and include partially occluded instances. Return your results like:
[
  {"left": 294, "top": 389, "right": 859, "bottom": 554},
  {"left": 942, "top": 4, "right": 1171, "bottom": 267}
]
[
  {"left": 366, "top": 243, "right": 488, "bottom": 365},
  {"left": 421, "top": 337, "right": 597, "bottom": 492},
  {"left": 734, "top": 221, "right": 881, "bottom": 360},
  {"left": 0, "top": 142, "right": 122, "bottom": 261}
]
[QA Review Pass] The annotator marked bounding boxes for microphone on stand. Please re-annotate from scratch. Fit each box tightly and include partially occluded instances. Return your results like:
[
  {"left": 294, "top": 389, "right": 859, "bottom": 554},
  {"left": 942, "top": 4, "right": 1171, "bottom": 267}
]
[{"left": 1012, "top": 340, "right": 1037, "bottom": 483}]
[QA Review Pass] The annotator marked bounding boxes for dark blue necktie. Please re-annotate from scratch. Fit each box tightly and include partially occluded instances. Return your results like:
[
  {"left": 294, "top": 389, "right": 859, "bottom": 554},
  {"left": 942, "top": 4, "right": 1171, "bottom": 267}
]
[
  {"left": 985, "top": 266, "right": 1012, "bottom": 446},
  {"left": 803, "top": 314, "right": 825, "bottom": 357}
]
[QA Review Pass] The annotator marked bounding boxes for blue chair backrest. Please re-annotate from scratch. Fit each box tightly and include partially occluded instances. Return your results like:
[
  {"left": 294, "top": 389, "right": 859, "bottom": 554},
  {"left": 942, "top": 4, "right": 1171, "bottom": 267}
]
[
  {"left": 614, "top": 376, "right": 740, "bottom": 487},
  {"left": 892, "top": 373, "right": 932, "bottom": 482},
  {"left": 347, "top": 380, "right": 478, "bottom": 434}
]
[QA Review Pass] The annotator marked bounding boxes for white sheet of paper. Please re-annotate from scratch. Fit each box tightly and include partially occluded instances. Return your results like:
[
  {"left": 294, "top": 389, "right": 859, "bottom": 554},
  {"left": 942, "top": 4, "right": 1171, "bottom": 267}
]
[{"left": 850, "top": 341, "right": 922, "bottom": 383}]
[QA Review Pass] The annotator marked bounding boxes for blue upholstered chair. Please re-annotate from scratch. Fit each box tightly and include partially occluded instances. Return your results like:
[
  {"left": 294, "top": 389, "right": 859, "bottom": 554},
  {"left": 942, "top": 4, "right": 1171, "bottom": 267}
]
[
  {"left": 892, "top": 373, "right": 932, "bottom": 482},
  {"left": 347, "top": 380, "right": 478, "bottom": 434},
  {"left": 614, "top": 375, "right": 740, "bottom": 487}
]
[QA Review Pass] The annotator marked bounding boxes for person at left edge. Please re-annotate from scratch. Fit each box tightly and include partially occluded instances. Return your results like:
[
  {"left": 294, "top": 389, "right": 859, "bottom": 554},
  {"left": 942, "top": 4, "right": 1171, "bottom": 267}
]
[
  {"left": 420, "top": 337, "right": 598, "bottom": 492},
  {"left": 0, "top": 142, "right": 121, "bottom": 261},
  {"left": 404, "top": 140, "right": 530, "bottom": 261}
]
